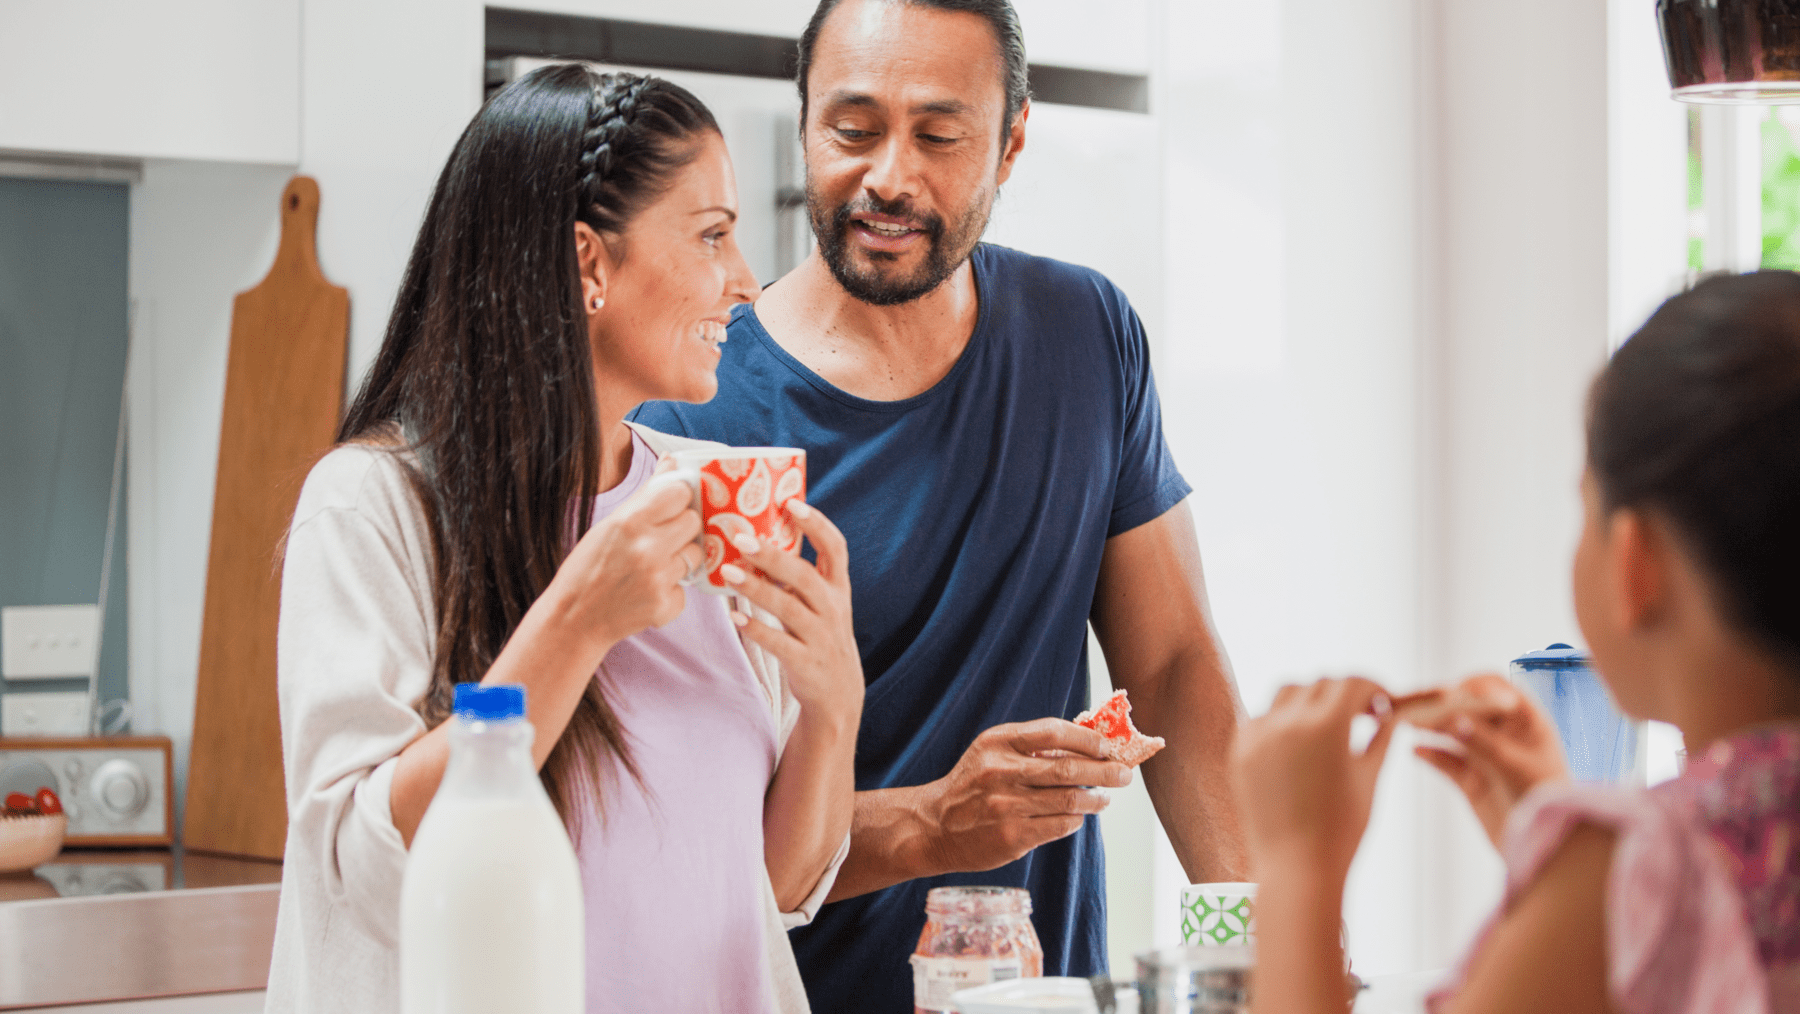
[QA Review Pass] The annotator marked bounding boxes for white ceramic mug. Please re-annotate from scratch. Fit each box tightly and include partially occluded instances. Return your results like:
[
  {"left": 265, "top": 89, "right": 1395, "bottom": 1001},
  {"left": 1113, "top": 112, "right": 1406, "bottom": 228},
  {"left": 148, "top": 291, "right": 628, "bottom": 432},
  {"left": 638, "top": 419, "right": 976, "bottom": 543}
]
[{"left": 1179, "top": 882, "right": 1256, "bottom": 947}]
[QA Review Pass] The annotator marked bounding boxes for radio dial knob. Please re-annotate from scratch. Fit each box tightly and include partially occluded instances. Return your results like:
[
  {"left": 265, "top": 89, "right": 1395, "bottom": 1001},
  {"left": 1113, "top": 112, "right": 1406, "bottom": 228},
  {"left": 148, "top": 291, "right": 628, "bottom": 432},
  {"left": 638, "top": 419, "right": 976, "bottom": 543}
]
[{"left": 90, "top": 760, "right": 148, "bottom": 819}]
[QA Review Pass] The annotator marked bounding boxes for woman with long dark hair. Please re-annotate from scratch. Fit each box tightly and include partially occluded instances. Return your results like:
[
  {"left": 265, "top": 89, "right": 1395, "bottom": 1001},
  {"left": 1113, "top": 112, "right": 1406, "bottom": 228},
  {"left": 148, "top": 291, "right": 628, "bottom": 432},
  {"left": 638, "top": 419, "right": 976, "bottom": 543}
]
[{"left": 266, "top": 65, "right": 862, "bottom": 1013}]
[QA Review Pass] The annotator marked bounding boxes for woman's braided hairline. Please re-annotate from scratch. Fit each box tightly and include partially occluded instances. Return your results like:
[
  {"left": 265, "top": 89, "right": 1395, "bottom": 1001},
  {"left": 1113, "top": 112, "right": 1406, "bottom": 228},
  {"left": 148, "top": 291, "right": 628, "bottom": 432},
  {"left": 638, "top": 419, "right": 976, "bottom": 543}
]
[{"left": 577, "top": 73, "right": 656, "bottom": 225}]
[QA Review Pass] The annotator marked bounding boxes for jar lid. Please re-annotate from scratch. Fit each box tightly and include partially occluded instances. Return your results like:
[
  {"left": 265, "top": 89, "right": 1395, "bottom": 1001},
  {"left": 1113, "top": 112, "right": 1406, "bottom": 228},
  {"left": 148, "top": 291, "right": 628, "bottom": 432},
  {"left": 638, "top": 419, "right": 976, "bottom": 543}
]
[
  {"left": 925, "top": 885, "right": 1032, "bottom": 918},
  {"left": 1509, "top": 643, "right": 1591, "bottom": 670}
]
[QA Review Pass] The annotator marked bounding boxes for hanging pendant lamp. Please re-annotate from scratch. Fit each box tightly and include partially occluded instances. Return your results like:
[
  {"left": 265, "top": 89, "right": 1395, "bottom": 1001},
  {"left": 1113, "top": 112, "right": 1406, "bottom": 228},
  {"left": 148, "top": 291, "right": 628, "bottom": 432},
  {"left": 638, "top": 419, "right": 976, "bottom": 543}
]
[{"left": 1660, "top": 0, "right": 1800, "bottom": 103}]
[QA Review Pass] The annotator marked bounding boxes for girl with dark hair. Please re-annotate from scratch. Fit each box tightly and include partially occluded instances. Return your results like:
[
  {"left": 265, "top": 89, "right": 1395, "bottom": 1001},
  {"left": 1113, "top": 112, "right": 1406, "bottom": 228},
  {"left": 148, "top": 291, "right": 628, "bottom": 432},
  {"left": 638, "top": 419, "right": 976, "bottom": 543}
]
[
  {"left": 1231, "top": 272, "right": 1800, "bottom": 1013},
  {"left": 266, "top": 65, "right": 862, "bottom": 1014}
]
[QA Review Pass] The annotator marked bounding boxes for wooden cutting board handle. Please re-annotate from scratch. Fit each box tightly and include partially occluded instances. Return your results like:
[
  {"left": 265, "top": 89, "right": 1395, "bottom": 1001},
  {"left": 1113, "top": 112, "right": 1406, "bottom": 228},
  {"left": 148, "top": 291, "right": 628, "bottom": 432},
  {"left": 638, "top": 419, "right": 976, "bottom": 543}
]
[{"left": 184, "top": 176, "right": 348, "bottom": 860}]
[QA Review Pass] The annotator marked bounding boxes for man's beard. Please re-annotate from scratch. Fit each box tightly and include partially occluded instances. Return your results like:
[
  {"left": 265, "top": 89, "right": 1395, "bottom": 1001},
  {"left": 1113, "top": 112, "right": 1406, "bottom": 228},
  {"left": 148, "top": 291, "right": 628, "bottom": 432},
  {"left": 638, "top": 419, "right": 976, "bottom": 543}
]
[{"left": 808, "top": 184, "right": 993, "bottom": 306}]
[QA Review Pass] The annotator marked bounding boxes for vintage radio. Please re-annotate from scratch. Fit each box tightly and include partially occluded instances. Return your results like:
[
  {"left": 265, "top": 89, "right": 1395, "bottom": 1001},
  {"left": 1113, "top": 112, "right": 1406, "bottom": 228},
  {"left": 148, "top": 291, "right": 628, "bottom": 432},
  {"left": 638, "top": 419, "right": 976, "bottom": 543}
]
[{"left": 0, "top": 736, "right": 173, "bottom": 846}]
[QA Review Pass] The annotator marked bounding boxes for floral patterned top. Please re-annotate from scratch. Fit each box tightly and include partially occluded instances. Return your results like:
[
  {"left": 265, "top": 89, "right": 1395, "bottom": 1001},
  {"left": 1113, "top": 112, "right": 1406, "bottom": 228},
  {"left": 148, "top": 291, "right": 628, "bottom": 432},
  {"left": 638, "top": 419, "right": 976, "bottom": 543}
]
[
  {"left": 1663, "top": 724, "right": 1800, "bottom": 1006},
  {"left": 1428, "top": 723, "right": 1800, "bottom": 1014}
]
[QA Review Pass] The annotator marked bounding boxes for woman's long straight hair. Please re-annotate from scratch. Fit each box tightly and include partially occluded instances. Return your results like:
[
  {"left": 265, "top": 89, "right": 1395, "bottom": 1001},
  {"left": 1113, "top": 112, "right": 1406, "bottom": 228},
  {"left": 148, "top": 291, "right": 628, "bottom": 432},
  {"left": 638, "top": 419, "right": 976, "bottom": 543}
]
[{"left": 338, "top": 64, "right": 719, "bottom": 825}]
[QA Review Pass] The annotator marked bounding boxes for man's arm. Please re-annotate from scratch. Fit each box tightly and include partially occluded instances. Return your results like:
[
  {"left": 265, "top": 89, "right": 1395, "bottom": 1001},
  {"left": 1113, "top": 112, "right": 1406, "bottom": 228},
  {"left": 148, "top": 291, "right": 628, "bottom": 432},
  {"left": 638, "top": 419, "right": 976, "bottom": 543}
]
[
  {"left": 822, "top": 784, "right": 940, "bottom": 903},
  {"left": 824, "top": 720, "right": 1132, "bottom": 903},
  {"left": 1091, "top": 499, "right": 1251, "bottom": 883}
]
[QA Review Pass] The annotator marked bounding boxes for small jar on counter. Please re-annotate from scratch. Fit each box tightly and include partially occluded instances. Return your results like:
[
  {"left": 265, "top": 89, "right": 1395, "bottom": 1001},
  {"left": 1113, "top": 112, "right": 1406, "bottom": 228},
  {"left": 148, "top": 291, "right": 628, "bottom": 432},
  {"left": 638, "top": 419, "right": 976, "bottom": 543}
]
[{"left": 911, "top": 886, "right": 1045, "bottom": 1014}]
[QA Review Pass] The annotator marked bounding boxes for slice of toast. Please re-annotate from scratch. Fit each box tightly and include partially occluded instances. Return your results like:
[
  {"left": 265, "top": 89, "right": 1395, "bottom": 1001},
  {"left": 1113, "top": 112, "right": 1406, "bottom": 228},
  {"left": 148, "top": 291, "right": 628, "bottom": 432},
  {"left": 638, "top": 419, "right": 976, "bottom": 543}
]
[
  {"left": 1387, "top": 686, "right": 1515, "bottom": 728},
  {"left": 1075, "top": 689, "right": 1167, "bottom": 767}
]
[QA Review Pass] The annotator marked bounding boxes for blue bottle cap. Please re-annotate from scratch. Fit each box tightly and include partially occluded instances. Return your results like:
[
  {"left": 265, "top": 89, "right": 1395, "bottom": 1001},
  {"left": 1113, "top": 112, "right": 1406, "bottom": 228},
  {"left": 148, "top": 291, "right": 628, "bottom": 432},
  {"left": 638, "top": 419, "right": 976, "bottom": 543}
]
[
  {"left": 1510, "top": 643, "right": 1591, "bottom": 670},
  {"left": 453, "top": 683, "right": 526, "bottom": 721}
]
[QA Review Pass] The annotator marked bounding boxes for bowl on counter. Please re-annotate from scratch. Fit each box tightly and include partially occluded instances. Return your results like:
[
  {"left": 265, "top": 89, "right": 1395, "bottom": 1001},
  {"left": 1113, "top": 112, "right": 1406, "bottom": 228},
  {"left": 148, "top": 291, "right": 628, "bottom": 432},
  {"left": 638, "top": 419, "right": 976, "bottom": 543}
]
[
  {"left": 0, "top": 813, "right": 66, "bottom": 873},
  {"left": 0, "top": 872, "right": 59, "bottom": 902}
]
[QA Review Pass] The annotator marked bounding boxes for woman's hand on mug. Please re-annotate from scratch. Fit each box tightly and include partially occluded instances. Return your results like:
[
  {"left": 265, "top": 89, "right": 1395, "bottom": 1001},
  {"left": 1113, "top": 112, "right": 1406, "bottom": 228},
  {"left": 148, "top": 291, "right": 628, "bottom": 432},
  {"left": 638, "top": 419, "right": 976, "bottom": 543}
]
[
  {"left": 555, "top": 478, "right": 704, "bottom": 658},
  {"left": 718, "top": 501, "right": 864, "bottom": 721},
  {"left": 1412, "top": 673, "right": 1568, "bottom": 850}
]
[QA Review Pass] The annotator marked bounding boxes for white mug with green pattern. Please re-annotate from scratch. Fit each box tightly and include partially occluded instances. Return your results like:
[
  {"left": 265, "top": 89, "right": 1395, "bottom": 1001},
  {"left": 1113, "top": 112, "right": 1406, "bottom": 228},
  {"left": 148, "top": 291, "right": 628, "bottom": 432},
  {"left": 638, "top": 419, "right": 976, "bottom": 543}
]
[{"left": 1180, "top": 882, "right": 1256, "bottom": 947}]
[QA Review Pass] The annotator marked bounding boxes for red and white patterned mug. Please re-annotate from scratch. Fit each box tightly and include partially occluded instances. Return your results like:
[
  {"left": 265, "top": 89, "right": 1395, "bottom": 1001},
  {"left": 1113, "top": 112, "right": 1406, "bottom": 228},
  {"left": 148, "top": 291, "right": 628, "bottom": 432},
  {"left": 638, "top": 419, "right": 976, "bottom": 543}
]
[{"left": 647, "top": 447, "right": 807, "bottom": 594}]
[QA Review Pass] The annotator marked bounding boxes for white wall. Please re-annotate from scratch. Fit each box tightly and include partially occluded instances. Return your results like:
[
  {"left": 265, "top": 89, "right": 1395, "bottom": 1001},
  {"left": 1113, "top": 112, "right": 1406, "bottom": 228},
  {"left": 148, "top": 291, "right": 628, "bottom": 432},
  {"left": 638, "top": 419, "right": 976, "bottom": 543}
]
[
  {"left": 1154, "top": 0, "right": 1639, "bottom": 977},
  {"left": 1145, "top": 0, "right": 1290, "bottom": 962},
  {"left": 1434, "top": 0, "right": 1608, "bottom": 694},
  {"left": 128, "top": 160, "right": 293, "bottom": 831},
  {"left": 0, "top": 0, "right": 299, "bottom": 164},
  {"left": 1015, "top": 0, "right": 1150, "bottom": 72},
  {"left": 1417, "top": 0, "right": 1614, "bottom": 965},
  {"left": 1281, "top": 0, "right": 1430, "bottom": 976},
  {"left": 986, "top": 101, "right": 1163, "bottom": 351},
  {"left": 1151, "top": 0, "right": 1430, "bottom": 977},
  {"left": 1608, "top": 0, "right": 1691, "bottom": 346},
  {"left": 301, "top": 0, "right": 486, "bottom": 385}
]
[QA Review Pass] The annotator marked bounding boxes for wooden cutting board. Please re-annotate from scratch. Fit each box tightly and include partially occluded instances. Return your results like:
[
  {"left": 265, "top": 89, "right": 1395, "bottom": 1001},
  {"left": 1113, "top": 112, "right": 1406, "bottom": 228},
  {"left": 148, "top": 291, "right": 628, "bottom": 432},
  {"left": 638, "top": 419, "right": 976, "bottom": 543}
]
[{"left": 184, "top": 176, "right": 348, "bottom": 860}]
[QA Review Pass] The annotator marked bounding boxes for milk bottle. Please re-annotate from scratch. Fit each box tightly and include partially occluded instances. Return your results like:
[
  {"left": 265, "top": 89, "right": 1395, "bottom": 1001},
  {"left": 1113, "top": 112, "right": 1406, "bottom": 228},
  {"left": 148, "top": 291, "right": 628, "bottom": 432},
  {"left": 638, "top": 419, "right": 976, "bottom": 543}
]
[{"left": 400, "top": 684, "right": 584, "bottom": 1013}]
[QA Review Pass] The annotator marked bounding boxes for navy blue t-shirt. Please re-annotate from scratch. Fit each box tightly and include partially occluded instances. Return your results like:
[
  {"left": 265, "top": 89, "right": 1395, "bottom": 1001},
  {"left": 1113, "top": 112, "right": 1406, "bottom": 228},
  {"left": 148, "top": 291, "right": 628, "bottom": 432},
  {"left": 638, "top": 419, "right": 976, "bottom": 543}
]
[{"left": 631, "top": 244, "right": 1190, "bottom": 1014}]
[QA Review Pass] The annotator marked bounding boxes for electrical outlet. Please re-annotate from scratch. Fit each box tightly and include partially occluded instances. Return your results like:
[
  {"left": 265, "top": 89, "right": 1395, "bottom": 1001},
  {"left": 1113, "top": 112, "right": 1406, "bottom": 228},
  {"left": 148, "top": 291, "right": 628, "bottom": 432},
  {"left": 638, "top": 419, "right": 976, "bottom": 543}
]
[
  {"left": 2, "top": 691, "right": 91, "bottom": 736},
  {"left": 2, "top": 605, "right": 101, "bottom": 680}
]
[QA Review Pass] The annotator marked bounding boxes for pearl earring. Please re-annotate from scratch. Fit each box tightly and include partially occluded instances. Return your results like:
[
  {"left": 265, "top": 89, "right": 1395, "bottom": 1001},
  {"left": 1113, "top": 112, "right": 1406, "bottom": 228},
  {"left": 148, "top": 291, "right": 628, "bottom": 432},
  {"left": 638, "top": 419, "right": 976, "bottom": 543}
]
[{"left": 590, "top": 296, "right": 604, "bottom": 311}]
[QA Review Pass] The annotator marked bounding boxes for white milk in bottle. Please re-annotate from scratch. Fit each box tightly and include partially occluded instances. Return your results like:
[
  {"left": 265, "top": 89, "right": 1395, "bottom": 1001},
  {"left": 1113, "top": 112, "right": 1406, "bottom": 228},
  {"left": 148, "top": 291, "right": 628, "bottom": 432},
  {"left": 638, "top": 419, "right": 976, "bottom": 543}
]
[{"left": 400, "top": 683, "right": 584, "bottom": 1013}]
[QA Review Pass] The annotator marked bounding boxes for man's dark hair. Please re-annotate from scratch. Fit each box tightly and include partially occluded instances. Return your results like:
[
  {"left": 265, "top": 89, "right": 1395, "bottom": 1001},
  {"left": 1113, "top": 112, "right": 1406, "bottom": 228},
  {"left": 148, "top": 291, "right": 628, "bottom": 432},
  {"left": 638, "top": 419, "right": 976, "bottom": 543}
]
[
  {"left": 1588, "top": 271, "right": 1800, "bottom": 672},
  {"left": 795, "top": 0, "right": 1031, "bottom": 147}
]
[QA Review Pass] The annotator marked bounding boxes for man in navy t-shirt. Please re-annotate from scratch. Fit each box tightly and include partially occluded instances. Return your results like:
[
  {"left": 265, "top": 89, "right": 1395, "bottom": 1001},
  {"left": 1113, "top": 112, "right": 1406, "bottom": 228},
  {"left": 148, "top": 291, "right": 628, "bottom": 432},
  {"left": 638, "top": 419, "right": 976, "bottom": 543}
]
[{"left": 633, "top": 1, "right": 1250, "bottom": 1009}]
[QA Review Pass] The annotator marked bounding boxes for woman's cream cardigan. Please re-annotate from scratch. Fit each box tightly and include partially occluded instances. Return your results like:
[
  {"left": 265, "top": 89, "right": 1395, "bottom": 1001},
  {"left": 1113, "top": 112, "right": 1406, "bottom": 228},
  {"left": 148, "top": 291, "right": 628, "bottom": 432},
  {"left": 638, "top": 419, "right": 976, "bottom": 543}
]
[{"left": 264, "top": 422, "right": 845, "bottom": 1013}]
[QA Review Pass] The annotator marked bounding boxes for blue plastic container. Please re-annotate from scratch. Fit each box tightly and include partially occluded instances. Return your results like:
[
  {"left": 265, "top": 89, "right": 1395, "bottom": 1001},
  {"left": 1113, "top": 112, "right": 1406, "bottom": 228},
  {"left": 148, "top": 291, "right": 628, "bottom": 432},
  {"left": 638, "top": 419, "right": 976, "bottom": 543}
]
[{"left": 1508, "top": 644, "right": 1643, "bottom": 784}]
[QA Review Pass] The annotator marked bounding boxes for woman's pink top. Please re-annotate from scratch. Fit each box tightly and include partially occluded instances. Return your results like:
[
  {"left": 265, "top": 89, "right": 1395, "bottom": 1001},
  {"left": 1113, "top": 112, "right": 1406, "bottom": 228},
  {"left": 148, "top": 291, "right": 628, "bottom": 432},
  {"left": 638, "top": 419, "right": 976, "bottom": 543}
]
[
  {"left": 574, "top": 433, "right": 777, "bottom": 1014},
  {"left": 1429, "top": 724, "right": 1800, "bottom": 1014}
]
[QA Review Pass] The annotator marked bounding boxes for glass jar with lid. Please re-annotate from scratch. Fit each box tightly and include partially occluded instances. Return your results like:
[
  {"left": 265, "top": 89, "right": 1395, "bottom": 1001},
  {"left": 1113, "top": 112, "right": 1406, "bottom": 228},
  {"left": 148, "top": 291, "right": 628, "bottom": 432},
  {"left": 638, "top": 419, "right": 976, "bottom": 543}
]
[{"left": 911, "top": 886, "right": 1044, "bottom": 1013}]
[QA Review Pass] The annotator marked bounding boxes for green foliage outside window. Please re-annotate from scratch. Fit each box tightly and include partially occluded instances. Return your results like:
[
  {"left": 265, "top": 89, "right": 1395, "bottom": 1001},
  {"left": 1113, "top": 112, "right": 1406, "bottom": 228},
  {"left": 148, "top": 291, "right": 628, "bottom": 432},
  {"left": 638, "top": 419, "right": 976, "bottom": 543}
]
[
  {"left": 1763, "top": 115, "right": 1800, "bottom": 270},
  {"left": 1689, "top": 109, "right": 1705, "bottom": 273}
]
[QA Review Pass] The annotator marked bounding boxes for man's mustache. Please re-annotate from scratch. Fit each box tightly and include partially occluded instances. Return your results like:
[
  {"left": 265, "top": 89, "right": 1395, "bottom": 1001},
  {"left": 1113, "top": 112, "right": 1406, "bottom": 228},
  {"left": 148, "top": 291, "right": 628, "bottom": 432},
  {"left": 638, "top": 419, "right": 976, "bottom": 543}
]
[{"left": 829, "top": 197, "right": 946, "bottom": 240}]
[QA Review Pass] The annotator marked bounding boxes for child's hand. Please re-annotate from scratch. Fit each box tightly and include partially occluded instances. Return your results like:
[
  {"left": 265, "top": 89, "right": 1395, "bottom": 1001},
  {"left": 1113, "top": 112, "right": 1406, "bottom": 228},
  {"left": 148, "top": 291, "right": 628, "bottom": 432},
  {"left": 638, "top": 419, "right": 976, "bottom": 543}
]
[
  {"left": 1230, "top": 677, "right": 1397, "bottom": 883},
  {"left": 1412, "top": 673, "right": 1568, "bottom": 850}
]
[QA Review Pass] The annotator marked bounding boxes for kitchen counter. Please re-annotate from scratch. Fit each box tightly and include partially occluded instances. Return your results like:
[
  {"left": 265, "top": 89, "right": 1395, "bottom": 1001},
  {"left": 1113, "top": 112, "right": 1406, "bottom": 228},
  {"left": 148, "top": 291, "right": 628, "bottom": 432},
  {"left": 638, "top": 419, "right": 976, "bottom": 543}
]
[
  {"left": 0, "top": 844, "right": 1443, "bottom": 1014},
  {"left": 10, "top": 991, "right": 265, "bottom": 1014},
  {"left": 1354, "top": 971, "right": 1444, "bottom": 1014},
  {"left": 0, "top": 849, "right": 280, "bottom": 1010}
]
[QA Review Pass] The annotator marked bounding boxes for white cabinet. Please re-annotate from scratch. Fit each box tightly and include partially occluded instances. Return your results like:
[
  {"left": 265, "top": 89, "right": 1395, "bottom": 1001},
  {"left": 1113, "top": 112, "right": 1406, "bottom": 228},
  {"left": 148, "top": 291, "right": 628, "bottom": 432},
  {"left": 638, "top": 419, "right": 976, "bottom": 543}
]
[
  {"left": 0, "top": 0, "right": 299, "bottom": 164},
  {"left": 12, "top": 992, "right": 265, "bottom": 1014},
  {"left": 507, "top": 0, "right": 1151, "bottom": 73},
  {"left": 1015, "top": 0, "right": 1151, "bottom": 72},
  {"left": 504, "top": 0, "right": 818, "bottom": 38}
]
